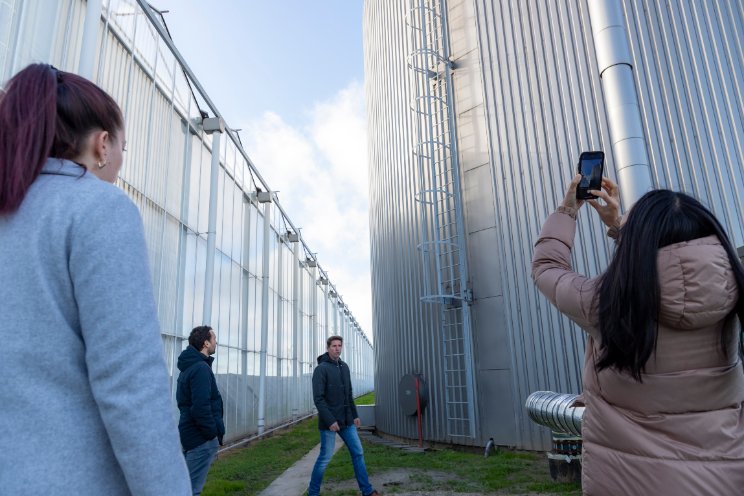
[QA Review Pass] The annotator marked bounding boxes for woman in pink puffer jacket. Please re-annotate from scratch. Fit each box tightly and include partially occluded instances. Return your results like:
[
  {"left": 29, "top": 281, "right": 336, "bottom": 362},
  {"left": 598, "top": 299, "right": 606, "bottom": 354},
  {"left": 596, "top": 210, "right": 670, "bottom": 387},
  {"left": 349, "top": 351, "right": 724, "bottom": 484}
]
[{"left": 532, "top": 175, "right": 744, "bottom": 496}]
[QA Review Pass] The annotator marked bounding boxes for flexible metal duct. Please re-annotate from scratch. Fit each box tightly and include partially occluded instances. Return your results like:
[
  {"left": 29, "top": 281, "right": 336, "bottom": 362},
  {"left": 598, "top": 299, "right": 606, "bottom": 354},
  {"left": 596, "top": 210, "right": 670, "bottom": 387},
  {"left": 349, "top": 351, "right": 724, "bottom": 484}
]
[{"left": 525, "top": 391, "right": 584, "bottom": 437}]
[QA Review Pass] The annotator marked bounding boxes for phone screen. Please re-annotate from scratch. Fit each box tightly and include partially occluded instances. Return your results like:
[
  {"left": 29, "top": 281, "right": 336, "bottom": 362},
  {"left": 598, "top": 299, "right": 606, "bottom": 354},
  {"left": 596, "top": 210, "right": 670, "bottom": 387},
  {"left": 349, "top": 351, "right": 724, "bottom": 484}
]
[{"left": 577, "top": 152, "right": 604, "bottom": 199}]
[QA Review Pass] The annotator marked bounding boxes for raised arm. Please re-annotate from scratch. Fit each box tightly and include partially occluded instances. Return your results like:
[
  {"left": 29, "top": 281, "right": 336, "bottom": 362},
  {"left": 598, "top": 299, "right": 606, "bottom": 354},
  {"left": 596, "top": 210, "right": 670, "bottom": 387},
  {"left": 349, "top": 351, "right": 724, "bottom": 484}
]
[{"left": 531, "top": 175, "right": 604, "bottom": 336}]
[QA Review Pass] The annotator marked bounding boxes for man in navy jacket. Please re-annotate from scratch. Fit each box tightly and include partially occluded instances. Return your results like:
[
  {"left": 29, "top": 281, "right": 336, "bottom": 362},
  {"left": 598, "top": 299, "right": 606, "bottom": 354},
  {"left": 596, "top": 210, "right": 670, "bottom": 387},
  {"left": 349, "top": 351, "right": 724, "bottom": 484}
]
[
  {"left": 177, "top": 326, "right": 225, "bottom": 495},
  {"left": 307, "top": 335, "right": 379, "bottom": 496}
]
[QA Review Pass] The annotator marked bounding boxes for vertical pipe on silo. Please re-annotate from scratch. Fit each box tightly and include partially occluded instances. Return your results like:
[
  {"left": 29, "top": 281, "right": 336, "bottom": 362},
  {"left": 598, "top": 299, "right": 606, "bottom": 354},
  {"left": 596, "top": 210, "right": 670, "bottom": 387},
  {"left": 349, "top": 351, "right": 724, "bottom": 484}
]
[{"left": 588, "top": 0, "right": 653, "bottom": 207}]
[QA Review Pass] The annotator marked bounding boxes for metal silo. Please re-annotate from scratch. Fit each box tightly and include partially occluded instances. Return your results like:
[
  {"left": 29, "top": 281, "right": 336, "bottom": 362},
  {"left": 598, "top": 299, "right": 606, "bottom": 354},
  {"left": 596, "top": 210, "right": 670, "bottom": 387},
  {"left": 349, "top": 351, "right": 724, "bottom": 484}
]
[{"left": 365, "top": 0, "right": 744, "bottom": 450}]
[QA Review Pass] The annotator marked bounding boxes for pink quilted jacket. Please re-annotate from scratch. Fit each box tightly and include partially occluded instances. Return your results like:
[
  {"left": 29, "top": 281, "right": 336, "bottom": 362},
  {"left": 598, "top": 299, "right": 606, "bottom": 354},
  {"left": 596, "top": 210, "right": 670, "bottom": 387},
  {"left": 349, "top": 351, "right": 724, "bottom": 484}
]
[{"left": 532, "top": 211, "right": 744, "bottom": 496}]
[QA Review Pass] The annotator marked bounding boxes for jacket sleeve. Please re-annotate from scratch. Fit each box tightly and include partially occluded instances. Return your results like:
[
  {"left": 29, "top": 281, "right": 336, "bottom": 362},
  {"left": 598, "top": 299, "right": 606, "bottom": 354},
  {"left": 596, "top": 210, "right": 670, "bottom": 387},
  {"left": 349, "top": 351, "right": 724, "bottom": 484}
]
[
  {"left": 70, "top": 189, "right": 191, "bottom": 495},
  {"left": 189, "top": 364, "right": 219, "bottom": 440},
  {"left": 312, "top": 365, "right": 336, "bottom": 427},
  {"left": 216, "top": 393, "right": 225, "bottom": 444},
  {"left": 347, "top": 367, "right": 359, "bottom": 419},
  {"left": 531, "top": 211, "right": 600, "bottom": 337}
]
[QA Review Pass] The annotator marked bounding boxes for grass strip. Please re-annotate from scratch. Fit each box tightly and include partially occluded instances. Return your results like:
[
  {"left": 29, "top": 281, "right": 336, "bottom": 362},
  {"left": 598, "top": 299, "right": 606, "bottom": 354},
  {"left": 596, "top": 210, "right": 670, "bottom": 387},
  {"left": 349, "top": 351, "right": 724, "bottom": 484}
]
[
  {"left": 201, "top": 417, "right": 319, "bottom": 495},
  {"left": 201, "top": 392, "right": 374, "bottom": 496},
  {"left": 202, "top": 390, "right": 580, "bottom": 496},
  {"left": 323, "top": 438, "right": 581, "bottom": 495},
  {"left": 354, "top": 391, "right": 375, "bottom": 405}
]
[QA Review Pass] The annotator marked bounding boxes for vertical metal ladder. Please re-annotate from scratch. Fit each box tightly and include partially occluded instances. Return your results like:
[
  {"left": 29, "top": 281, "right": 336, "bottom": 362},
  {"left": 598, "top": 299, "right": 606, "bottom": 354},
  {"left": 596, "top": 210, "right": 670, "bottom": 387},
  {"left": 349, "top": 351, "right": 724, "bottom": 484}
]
[{"left": 406, "top": 0, "right": 477, "bottom": 439}]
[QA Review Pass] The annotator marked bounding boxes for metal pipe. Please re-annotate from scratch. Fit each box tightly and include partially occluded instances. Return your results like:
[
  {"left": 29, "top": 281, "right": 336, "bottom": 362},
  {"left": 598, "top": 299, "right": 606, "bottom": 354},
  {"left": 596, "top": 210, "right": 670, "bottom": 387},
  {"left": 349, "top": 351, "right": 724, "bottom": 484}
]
[
  {"left": 333, "top": 293, "right": 338, "bottom": 335},
  {"left": 202, "top": 130, "right": 222, "bottom": 324},
  {"left": 79, "top": 0, "right": 103, "bottom": 78},
  {"left": 311, "top": 264, "right": 318, "bottom": 361},
  {"left": 277, "top": 235, "right": 284, "bottom": 377},
  {"left": 525, "top": 391, "right": 584, "bottom": 437},
  {"left": 292, "top": 237, "right": 301, "bottom": 417},
  {"left": 172, "top": 120, "right": 194, "bottom": 392},
  {"left": 257, "top": 196, "right": 272, "bottom": 435},
  {"left": 589, "top": 0, "right": 653, "bottom": 207},
  {"left": 298, "top": 257, "right": 306, "bottom": 412},
  {"left": 241, "top": 195, "right": 253, "bottom": 383}
]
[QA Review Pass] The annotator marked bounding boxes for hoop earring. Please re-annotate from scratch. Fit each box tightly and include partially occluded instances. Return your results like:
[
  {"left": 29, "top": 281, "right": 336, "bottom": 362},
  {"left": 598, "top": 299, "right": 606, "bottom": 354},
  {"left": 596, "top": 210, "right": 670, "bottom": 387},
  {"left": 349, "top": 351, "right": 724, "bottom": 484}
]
[{"left": 97, "top": 160, "right": 108, "bottom": 169}]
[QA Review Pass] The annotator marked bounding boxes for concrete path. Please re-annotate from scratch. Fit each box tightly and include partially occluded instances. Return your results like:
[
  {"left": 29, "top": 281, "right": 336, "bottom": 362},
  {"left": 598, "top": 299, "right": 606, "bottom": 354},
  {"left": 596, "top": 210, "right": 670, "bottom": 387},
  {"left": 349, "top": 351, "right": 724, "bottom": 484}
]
[{"left": 258, "top": 435, "right": 344, "bottom": 496}]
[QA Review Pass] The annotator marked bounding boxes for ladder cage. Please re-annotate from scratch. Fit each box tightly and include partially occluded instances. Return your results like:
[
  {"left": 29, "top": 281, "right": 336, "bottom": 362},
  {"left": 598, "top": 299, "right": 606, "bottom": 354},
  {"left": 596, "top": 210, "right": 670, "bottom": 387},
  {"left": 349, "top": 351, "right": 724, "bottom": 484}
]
[{"left": 406, "top": 0, "right": 478, "bottom": 439}]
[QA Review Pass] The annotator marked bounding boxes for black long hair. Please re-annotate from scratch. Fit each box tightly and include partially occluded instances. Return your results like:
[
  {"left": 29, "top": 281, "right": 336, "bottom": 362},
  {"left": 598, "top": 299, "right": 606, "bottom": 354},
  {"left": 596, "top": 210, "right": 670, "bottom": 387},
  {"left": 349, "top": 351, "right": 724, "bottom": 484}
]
[{"left": 596, "top": 190, "right": 744, "bottom": 381}]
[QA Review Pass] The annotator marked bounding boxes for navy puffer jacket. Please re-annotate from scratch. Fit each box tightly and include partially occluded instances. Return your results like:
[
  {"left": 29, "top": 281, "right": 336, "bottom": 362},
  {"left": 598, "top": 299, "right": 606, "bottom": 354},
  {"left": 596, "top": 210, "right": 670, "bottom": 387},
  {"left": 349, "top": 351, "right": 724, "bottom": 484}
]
[
  {"left": 312, "top": 352, "right": 358, "bottom": 430},
  {"left": 176, "top": 346, "right": 225, "bottom": 451}
]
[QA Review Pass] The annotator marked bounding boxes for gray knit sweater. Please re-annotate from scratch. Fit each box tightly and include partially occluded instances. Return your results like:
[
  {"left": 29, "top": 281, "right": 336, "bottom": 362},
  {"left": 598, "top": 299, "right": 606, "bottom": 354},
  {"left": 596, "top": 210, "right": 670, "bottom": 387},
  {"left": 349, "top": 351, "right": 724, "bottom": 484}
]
[{"left": 0, "top": 159, "right": 191, "bottom": 495}]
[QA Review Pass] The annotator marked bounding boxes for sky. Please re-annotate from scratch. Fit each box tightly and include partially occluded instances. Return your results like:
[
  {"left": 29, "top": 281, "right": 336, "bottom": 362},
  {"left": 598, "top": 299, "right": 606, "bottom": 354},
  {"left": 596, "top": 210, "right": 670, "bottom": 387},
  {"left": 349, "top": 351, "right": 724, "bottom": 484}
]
[{"left": 149, "top": 1, "right": 373, "bottom": 339}]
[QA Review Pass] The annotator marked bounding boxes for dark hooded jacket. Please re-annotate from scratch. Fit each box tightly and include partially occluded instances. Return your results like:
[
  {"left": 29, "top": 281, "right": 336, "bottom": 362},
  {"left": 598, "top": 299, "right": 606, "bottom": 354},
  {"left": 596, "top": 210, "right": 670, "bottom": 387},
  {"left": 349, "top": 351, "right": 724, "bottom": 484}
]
[
  {"left": 312, "top": 352, "right": 359, "bottom": 430},
  {"left": 176, "top": 345, "right": 225, "bottom": 451}
]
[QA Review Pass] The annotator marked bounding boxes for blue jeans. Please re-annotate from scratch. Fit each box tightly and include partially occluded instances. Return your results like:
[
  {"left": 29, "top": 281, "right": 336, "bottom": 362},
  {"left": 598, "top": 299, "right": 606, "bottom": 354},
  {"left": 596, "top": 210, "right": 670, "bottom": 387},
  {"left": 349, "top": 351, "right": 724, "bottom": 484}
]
[
  {"left": 308, "top": 425, "right": 374, "bottom": 496},
  {"left": 184, "top": 437, "right": 219, "bottom": 495}
]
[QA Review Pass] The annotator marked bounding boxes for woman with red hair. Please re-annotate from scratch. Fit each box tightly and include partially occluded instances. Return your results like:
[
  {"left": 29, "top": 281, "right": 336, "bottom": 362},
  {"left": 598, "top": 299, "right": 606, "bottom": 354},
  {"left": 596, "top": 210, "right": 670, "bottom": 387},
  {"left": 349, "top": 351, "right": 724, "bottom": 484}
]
[{"left": 0, "top": 64, "right": 191, "bottom": 495}]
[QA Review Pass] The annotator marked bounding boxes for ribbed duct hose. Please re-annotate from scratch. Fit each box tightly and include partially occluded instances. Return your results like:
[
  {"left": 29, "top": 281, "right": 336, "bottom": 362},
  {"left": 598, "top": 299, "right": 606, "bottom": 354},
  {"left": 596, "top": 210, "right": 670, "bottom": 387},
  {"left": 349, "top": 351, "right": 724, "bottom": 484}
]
[{"left": 525, "top": 391, "right": 584, "bottom": 437}]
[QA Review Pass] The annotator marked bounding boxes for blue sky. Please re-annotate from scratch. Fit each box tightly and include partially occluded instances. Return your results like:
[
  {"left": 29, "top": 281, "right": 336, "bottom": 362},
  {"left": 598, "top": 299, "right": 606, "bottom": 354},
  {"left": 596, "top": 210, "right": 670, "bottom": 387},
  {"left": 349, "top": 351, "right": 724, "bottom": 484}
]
[
  {"left": 151, "top": 1, "right": 374, "bottom": 338},
  {"left": 153, "top": 0, "right": 364, "bottom": 127}
]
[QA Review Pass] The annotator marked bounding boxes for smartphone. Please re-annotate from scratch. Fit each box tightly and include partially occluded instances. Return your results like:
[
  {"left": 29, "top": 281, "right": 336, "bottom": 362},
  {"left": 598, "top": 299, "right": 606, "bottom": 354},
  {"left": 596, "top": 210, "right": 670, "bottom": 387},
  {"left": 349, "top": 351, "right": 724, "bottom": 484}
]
[{"left": 576, "top": 151, "right": 605, "bottom": 200}]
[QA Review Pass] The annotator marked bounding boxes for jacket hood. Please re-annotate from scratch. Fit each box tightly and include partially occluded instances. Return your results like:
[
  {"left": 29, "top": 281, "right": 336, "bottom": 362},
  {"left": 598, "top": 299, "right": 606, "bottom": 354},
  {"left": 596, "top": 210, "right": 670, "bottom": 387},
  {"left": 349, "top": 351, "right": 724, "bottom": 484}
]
[
  {"left": 657, "top": 235, "right": 738, "bottom": 329},
  {"left": 317, "top": 352, "right": 341, "bottom": 365},
  {"left": 177, "top": 345, "right": 213, "bottom": 371}
]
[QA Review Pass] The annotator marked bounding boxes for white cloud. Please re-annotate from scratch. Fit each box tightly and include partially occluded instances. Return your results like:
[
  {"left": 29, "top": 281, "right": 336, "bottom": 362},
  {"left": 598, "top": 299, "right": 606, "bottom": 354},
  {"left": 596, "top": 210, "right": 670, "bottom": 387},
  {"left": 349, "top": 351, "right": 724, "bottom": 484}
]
[
  {"left": 241, "top": 81, "right": 373, "bottom": 339},
  {"left": 310, "top": 82, "right": 369, "bottom": 196}
]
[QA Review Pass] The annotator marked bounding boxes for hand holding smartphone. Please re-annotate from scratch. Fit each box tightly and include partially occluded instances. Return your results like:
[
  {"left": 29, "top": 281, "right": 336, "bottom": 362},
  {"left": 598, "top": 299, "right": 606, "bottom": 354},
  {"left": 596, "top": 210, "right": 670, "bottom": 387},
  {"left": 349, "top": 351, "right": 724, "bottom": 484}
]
[{"left": 576, "top": 151, "right": 605, "bottom": 200}]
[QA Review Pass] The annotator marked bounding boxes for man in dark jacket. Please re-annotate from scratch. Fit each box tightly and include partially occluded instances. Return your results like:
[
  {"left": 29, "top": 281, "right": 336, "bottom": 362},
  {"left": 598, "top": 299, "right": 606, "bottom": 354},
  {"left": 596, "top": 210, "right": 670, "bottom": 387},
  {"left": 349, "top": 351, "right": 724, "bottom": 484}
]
[
  {"left": 307, "top": 335, "right": 379, "bottom": 496},
  {"left": 176, "top": 325, "right": 225, "bottom": 496}
]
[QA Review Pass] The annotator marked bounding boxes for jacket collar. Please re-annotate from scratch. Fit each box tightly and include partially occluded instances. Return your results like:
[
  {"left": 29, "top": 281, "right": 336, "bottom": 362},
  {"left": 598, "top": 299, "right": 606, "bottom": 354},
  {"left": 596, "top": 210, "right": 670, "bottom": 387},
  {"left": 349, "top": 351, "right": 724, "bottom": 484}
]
[{"left": 40, "top": 158, "right": 89, "bottom": 178}]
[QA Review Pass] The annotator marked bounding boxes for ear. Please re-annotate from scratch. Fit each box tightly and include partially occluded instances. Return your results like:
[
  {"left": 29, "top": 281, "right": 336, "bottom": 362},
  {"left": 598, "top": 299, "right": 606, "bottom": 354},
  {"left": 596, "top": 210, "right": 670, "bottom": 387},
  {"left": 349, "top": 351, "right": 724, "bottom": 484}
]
[{"left": 91, "top": 130, "right": 111, "bottom": 162}]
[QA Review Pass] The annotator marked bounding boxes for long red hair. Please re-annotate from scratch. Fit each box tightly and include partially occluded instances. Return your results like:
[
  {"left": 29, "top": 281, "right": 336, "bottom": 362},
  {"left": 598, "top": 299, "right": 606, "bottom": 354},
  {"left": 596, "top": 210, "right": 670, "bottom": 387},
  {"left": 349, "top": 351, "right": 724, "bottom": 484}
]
[{"left": 0, "top": 64, "right": 123, "bottom": 213}]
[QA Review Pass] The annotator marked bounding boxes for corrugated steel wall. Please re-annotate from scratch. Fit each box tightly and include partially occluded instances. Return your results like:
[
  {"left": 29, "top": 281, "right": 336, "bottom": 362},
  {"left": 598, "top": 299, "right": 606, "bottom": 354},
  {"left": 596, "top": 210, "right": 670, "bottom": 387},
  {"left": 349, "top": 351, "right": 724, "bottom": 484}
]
[
  {"left": 365, "top": 0, "right": 461, "bottom": 443},
  {"left": 2, "top": 0, "right": 375, "bottom": 444},
  {"left": 470, "top": 0, "right": 615, "bottom": 451},
  {"left": 624, "top": 0, "right": 744, "bottom": 244},
  {"left": 366, "top": 0, "right": 743, "bottom": 450}
]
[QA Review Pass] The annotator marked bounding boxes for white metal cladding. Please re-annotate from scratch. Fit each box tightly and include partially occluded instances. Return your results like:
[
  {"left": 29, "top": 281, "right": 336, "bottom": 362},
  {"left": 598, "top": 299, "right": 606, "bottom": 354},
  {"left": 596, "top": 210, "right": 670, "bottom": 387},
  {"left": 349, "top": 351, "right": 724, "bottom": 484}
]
[
  {"left": 366, "top": 0, "right": 743, "bottom": 451},
  {"left": 1, "top": 0, "right": 374, "bottom": 444}
]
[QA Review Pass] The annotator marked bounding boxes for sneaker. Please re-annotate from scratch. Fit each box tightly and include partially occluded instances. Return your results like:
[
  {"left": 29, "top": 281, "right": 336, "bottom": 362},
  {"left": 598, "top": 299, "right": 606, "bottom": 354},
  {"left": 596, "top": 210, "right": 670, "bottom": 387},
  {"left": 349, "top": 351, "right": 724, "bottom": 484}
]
[{"left": 365, "top": 492, "right": 380, "bottom": 496}]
